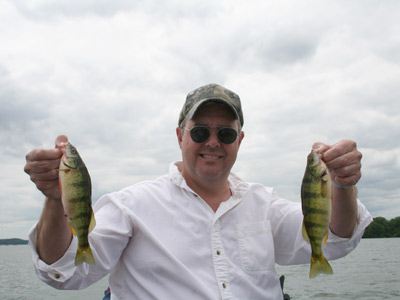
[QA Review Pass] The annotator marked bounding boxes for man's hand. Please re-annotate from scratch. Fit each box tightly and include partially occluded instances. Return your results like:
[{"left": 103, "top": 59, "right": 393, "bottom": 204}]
[
  {"left": 24, "top": 135, "right": 73, "bottom": 264},
  {"left": 313, "top": 139, "right": 362, "bottom": 188},
  {"left": 24, "top": 135, "right": 69, "bottom": 200},
  {"left": 313, "top": 139, "right": 361, "bottom": 237}
]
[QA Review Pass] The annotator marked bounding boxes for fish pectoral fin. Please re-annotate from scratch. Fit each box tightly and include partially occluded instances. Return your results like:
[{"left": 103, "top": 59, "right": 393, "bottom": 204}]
[
  {"left": 302, "top": 221, "right": 310, "bottom": 243},
  {"left": 323, "top": 230, "right": 329, "bottom": 246},
  {"left": 321, "top": 174, "right": 329, "bottom": 182},
  {"left": 69, "top": 223, "right": 77, "bottom": 236},
  {"left": 88, "top": 211, "right": 96, "bottom": 233},
  {"left": 58, "top": 168, "right": 71, "bottom": 174},
  {"left": 59, "top": 180, "right": 63, "bottom": 197}
]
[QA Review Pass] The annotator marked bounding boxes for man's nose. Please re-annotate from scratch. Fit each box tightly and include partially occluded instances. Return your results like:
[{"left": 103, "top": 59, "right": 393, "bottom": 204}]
[{"left": 205, "top": 131, "right": 220, "bottom": 148}]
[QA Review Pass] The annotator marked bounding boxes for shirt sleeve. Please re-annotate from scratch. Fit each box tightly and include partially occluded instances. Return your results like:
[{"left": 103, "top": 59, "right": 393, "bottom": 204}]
[
  {"left": 28, "top": 193, "right": 133, "bottom": 290},
  {"left": 322, "top": 199, "right": 373, "bottom": 260},
  {"left": 29, "top": 225, "right": 82, "bottom": 289}
]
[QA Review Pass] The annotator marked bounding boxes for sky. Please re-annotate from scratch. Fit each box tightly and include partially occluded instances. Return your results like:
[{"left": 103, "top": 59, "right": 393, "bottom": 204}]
[{"left": 1, "top": 0, "right": 399, "bottom": 239}]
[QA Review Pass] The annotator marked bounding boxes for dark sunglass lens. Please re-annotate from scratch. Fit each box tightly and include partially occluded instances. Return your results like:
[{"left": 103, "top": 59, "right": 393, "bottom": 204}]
[
  {"left": 218, "top": 128, "right": 237, "bottom": 144},
  {"left": 190, "top": 127, "right": 210, "bottom": 143}
]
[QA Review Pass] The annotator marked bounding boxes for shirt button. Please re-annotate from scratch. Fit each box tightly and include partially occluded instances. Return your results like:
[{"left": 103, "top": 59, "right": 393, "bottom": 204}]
[
  {"left": 222, "top": 283, "right": 227, "bottom": 289},
  {"left": 54, "top": 273, "right": 60, "bottom": 279},
  {"left": 216, "top": 250, "right": 221, "bottom": 255}
]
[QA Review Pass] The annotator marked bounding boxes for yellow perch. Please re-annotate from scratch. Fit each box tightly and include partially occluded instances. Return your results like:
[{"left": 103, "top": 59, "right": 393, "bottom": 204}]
[
  {"left": 301, "top": 149, "right": 333, "bottom": 278},
  {"left": 59, "top": 142, "right": 96, "bottom": 265}
]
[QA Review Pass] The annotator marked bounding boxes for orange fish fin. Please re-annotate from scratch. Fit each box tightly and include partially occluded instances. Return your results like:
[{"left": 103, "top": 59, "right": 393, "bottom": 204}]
[
  {"left": 302, "top": 221, "right": 310, "bottom": 243},
  {"left": 69, "top": 223, "right": 77, "bottom": 236},
  {"left": 323, "top": 230, "right": 329, "bottom": 246},
  {"left": 59, "top": 180, "right": 63, "bottom": 197},
  {"left": 88, "top": 211, "right": 96, "bottom": 233}
]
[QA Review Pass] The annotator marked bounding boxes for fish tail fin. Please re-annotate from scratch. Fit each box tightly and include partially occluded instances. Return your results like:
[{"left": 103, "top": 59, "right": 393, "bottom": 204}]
[
  {"left": 75, "top": 246, "right": 95, "bottom": 265},
  {"left": 309, "top": 255, "right": 333, "bottom": 279}
]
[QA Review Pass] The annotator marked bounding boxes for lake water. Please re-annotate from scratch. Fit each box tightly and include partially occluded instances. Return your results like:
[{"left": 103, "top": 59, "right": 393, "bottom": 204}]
[
  {"left": 1, "top": 238, "right": 399, "bottom": 300},
  {"left": 275, "top": 238, "right": 400, "bottom": 300},
  {"left": 0, "top": 245, "right": 109, "bottom": 300}
]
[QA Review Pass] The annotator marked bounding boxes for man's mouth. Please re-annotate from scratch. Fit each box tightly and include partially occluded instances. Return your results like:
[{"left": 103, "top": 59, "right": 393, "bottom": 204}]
[{"left": 200, "top": 154, "right": 222, "bottom": 159}]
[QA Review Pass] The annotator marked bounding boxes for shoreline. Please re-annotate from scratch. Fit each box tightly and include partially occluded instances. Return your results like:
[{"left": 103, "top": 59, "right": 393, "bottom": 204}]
[{"left": 0, "top": 238, "right": 28, "bottom": 245}]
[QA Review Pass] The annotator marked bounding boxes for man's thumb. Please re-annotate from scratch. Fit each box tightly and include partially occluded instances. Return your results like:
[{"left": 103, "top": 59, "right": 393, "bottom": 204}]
[{"left": 55, "top": 134, "right": 69, "bottom": 149}]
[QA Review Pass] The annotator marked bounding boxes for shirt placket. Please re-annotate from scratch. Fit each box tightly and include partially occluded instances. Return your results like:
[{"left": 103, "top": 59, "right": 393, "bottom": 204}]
[{"left": 211, "top": 219, "right": 233, "bottom": 300}]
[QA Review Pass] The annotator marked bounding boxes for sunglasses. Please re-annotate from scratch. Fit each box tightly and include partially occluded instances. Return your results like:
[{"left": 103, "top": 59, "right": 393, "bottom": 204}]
[{"left": 184, "top": 126, "right": 239, "bottom": 144}]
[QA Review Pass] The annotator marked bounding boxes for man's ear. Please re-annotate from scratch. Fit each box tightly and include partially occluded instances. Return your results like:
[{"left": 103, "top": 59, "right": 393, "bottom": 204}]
[
  {"left": 176, "top": 127, "right": 183, "bottom": 149},
  {"left": 238, "top": 131, "right": 245, "bottom": 147}
]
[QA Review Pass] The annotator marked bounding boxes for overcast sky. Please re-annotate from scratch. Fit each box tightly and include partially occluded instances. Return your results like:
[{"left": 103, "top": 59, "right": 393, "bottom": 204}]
[{"left": 1, "top": 0, "right": 399, "bottom": 239}]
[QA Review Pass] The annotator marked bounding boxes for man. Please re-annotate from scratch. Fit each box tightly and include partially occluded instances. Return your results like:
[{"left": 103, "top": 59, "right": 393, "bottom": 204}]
[{"left": 25, "top": 83, "right": 372, "bottom": 300}]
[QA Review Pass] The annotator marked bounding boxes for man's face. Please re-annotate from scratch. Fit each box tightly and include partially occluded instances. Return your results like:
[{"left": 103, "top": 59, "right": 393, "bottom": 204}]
[{"left": 177, "top": 103, "right": 244, "bottom": 187}]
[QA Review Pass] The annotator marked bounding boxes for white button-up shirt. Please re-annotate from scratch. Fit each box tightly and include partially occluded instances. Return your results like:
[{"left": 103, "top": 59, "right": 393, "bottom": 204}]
[{"left": 29, "top": 162, "right": 372, "bottom": 300}]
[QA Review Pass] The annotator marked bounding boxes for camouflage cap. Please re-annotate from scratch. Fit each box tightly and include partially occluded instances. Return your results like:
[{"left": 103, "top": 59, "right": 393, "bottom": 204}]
[{"left": 178, "top": 83, "right": 244, "bottom": 127}]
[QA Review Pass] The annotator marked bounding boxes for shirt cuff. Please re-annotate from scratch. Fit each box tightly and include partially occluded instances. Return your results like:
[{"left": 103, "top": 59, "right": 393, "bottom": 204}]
[
  {"left": 28, "top": 223, "right": 78, "bottom": 283},
  {"left": 328, "top": 199, "right": 373, "bottom": 244}
]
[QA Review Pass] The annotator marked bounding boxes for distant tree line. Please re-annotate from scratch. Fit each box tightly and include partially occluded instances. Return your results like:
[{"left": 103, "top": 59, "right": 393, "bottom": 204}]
[
  {"left": 363, "top": 216, "right": 400, "bottom": 238},
  {"left": 0, "top": 238, "right": 28, "bottom": 245}
]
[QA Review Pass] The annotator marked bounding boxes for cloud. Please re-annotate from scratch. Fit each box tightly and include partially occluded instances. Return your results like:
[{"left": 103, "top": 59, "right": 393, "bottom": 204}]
[
  {"left": 1, "top": 0, "right": 400, "bottom": 238},
  {"left": 12, "top": 0, "right": 136, "bottom": 19},
  {"left": 11, "top": 0, "right": 223, "bottom": 21}
]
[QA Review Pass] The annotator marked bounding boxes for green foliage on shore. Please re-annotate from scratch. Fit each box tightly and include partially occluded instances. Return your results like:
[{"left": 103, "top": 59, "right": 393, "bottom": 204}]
[{"left": 363, "top": 216, "right": 400, "bottom": 238}]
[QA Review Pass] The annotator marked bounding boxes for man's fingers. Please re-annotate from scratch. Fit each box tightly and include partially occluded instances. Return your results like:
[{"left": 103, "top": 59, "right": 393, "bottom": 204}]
[
  {"left": 24, "top": 136, "right": 67, "bottom": 200},
  {"left": 34, "top": 178, "right": 60, "bottom": 192},
  {"left": 322, "top": 140, "right": 358, "bottom": 163},
  {"left": 312, "top": 142, "right": 330, "bottom": 154},
  {"left": 311, "top": 139, "right": 362, "bottom": 188},
  {"left": 25, "top": 157, "right": 61, "bottom": 173},
  {"left": 28, "top": 168, "right": 59, "bottom": 181},
  {"left": 332, "top": 172, "right": 361, "bottom": 187},
  {"left": 25, "top": 148, "right": 63, "bottom": 163},
  {"left": 329, "top": 156, "right": 361, "bottom": 176}
]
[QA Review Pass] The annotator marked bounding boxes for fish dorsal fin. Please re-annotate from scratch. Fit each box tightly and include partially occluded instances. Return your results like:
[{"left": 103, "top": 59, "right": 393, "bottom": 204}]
[{"left": 88, "top": 211, "right": 96, "bottom": 233}]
